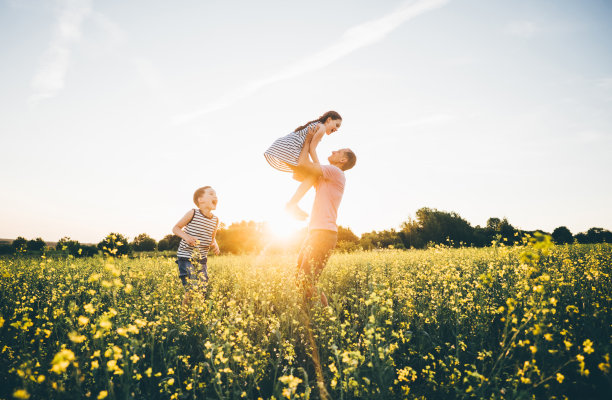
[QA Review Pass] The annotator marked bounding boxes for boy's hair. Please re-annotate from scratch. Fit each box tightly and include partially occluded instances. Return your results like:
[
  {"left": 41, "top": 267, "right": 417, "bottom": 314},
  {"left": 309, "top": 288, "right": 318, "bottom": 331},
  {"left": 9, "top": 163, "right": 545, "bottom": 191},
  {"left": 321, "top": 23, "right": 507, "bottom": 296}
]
[
  {"left": 341, "top": 149, "right": 357, "bottom": 171},
  {"left": 193, "top": 186, "right": 212, "bottom": 206}
]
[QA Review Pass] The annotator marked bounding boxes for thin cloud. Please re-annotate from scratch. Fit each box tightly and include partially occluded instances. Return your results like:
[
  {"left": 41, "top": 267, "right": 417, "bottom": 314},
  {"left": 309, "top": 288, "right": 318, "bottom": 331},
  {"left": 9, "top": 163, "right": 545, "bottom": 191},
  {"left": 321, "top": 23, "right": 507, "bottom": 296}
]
[
  {"left": 30, "top": 0, "right": 92, "bottom": 102},
  {"left": 174, "top": 0, "right": 450, "bottom": 124},
  {"left": 395, "top": 113, "right": 455, "bottom": 128},
  {"left": 596, "top": 77, "right": 612, "bottom": 90},
  {"left": 575, "top": 130, "right": 609, "bottom": 144},
  {"left": 131, "top": 57, "right": 163, "bottom": 92},
  {"left": 505, "top": 20, "right": 539, "bottom": 38}
]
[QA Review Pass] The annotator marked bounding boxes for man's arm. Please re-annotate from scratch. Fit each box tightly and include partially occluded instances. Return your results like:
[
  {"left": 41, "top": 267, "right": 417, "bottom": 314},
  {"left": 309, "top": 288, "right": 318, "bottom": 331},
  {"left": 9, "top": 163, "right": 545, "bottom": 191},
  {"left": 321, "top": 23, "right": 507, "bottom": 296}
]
[{"left": 296, "top": 138, "right": 323, "bottom": 179}]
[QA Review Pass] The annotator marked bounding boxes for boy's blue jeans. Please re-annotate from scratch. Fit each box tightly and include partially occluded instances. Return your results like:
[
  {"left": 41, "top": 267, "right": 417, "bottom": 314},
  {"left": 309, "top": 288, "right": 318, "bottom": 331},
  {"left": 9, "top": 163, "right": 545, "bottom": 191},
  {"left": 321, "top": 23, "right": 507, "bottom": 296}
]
[{"left": 177, "top": 257, "right": 208, "bottom": 290}]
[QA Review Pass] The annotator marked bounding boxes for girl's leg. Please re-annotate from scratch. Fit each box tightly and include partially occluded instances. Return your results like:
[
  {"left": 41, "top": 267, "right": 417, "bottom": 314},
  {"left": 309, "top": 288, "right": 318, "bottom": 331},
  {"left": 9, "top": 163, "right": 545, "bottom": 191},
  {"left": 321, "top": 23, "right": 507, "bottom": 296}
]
[
  {"left": 286, "top": 176, "right": 316, "bottom": 216},
  {"left": 286, "top": 137, "right": 315, "bottom": 220}
]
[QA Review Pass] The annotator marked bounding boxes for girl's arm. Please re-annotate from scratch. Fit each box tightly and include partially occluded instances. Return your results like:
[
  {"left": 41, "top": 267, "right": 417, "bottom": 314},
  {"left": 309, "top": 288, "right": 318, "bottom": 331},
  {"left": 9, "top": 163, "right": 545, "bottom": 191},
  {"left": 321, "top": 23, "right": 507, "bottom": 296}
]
[
  {"left": 308, "top": 125, "right": 326, "bottom": 164},
  {"left": 172, "top": 210, "right": 198, "bottom": 246}
]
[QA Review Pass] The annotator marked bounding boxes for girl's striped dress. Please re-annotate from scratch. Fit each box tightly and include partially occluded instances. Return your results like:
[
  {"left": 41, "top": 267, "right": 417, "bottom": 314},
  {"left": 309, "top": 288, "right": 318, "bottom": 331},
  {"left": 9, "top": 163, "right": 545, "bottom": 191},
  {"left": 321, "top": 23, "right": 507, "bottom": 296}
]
[
  {"left": 177, "top": 209, "right": 219, "bottom": 260},
  {"left": 264, "top": 122, "right": 319, "bottom": 172}
]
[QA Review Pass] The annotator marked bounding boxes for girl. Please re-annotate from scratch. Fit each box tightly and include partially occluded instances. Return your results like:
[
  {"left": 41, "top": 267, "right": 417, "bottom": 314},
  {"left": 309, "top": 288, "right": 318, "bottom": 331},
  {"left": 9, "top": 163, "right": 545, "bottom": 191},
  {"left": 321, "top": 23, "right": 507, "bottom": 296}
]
[{"left": 264, "top": 111, "right": 342, "bottom": 220}]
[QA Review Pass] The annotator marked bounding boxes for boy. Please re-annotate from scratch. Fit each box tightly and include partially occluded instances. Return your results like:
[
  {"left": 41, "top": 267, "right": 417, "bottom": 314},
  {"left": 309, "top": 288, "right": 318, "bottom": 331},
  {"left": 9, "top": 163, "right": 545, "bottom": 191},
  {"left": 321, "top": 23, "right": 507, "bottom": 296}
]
[{"left": 172, "top": 186, "right": 220, "bottom": 308}]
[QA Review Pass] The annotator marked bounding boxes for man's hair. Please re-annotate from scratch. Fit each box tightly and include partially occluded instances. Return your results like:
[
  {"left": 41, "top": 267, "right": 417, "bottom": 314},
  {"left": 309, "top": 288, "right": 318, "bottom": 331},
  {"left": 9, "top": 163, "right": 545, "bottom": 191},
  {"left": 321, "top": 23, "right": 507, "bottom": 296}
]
[
  {"left": 193, "top": 186, "right": 211, "bottom": 206},
  {"left": 340, "top": 149, "right": 356, "bottom": 171}
]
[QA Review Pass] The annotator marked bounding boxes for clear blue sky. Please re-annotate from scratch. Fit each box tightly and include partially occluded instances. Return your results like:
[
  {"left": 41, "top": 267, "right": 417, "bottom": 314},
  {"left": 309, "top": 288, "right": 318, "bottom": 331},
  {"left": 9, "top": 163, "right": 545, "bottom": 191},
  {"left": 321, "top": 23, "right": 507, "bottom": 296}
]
[{"left": 1, "top": 0, "right": 611, "bottom": 243}]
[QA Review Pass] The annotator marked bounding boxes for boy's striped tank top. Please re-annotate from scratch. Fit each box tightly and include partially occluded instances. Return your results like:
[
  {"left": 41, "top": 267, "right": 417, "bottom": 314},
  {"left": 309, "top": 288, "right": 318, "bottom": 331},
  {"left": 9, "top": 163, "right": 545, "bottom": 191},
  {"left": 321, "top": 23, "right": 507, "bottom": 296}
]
[{"left": 177, "top": 209, "right": 218, "bottom": 260}]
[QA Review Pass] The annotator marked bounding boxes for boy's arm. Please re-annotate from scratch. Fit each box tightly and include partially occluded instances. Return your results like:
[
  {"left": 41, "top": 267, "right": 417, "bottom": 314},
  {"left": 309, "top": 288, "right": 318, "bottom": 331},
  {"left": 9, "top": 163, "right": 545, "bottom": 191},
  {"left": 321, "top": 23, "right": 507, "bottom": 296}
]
[
  {"left": 172, "top": 210, "right": 198, "bottom": 246},
  {"left": 210, "top": 220, "right": 220, "bottom": 255}
]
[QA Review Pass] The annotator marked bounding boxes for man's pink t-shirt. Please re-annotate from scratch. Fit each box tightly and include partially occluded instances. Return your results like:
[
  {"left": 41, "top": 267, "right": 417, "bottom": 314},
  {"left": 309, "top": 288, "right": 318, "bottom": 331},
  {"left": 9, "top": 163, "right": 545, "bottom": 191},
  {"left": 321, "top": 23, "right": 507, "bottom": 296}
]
[{"left": 309, "top": 165, "right": 346, "bottom": 232}]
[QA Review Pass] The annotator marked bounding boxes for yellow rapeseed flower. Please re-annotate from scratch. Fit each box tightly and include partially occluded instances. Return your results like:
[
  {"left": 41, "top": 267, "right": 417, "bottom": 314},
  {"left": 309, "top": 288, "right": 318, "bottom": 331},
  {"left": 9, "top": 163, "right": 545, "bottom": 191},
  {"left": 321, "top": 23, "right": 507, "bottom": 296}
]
[
  {"left": 127, "top": 324, "right": 139, "bottom": 334},
  {"left": 13, "top": 389, "right": 30, "bottom": 399},
  {"left": 68, "top": 331, "right": 86, "bottom": 343},
  {"left": 97, "top": 390, "right": 108, "bottom": 399},
  {"left": 51, "top": 349, "right": 75, "bottom": 374},
  {"left": 99, "top": 318, "right": 112, "bottom": 330}
]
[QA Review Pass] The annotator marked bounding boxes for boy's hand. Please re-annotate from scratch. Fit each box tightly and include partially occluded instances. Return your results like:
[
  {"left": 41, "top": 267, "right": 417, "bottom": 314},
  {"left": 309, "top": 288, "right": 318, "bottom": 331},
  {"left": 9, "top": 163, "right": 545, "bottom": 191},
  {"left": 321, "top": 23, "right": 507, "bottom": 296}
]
[
  {"left": 185, "top": 236, "right": 198, "bottom": 246},
  {"left": 211, "top": 241, "right": 220, "bottom": 255}
]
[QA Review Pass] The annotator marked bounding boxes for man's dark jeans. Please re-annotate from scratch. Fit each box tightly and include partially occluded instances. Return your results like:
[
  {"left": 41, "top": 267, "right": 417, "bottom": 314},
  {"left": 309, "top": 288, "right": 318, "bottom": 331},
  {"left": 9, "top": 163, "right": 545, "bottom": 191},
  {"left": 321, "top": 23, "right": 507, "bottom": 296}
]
[{"left": 296, "top": 229, "right": 337, "bottom": 289}]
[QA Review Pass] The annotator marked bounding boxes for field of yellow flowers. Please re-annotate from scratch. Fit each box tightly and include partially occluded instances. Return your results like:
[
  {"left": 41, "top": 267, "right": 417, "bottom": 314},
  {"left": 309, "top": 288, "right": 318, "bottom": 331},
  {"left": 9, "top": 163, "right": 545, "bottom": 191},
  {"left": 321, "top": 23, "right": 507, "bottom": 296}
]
[{"left": 1, "top": 238, "right": 610, "bottom": 399}]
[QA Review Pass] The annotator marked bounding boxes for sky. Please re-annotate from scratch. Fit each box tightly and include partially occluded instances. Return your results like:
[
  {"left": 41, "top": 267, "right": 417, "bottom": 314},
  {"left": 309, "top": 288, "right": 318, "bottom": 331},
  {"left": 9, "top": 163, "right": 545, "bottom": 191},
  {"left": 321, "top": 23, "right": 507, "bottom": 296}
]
[{"left": 1, "top": 0, "right": 611, "bottom": 243}]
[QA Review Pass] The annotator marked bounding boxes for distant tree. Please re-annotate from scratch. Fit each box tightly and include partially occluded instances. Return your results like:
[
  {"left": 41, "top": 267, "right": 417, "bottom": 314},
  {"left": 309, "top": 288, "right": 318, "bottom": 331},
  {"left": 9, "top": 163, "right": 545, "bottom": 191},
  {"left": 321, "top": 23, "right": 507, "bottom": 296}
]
[
  {"left": 12, "top": 237, "right": 28, "bottom": 252},
  {"left": 55, "top": 237, "right": 95, "bottom": 257},
  {"left": 472, "top": 225, "right": 491, "bottom": 247},
  {"left": 158, "top": 238, "right": 169, "bottom": 251},
  {"left": 574, "top": 232, "right": 588, "bottom": 244},
  {"left": 360, "top": 229, "right": 404, "bottom": 250},
  {"left": 131, "top": 233, "right": 157, "bottom": 252},
  {"left": 337, "top": 226, "right": 359, "bottom": 243},
  {"left": 0, "top": 243, "right": 13, "bottom": 255},
  {"left": 27, "top": 237, "right": 47, "bottom": 252},
  {"left": 486, "top": 217, "right": 518, "bottom": 245},
  {"left": 158, "top": 234, "right": 181, "bottom": 252},
  {"left": 574, "top": 228, "right": 612, "bottom": 244},
  {"left": 216, "top": 221, "right": 266, "bottom": 254},
  {"left": 399, "top": 218, "right": 425, "bottom": 249},
  {"left": 486, "top": 218, "right": 501, "bottom": 230},
  {"left": 57, "top": 237, "right": 80, "bottom": 254},
  {"left": 583, "top": 227, "right": 612, "bottom": 244},
  {"left": 98, "top": 233, "right": 132, "bottom": 256},
  {"left": 335, "top": 226, "right": 360, "bottom": 252},
  {"left": 399, "top": 208, "right": 475, "bottom": 248},
  {"left": 79, "top": 245, "right": 99, "bottom": 257},
  {"left": 552, "top": 226, "right": 573, "bottom": 245}
]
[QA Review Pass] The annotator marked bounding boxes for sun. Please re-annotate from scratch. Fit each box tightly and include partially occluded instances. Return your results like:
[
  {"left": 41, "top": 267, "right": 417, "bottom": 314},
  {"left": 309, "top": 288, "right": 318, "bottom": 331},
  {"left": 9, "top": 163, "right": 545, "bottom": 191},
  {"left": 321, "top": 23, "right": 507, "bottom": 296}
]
[{"left": 265, "top": 213, "right": 305, "bottom": 241}]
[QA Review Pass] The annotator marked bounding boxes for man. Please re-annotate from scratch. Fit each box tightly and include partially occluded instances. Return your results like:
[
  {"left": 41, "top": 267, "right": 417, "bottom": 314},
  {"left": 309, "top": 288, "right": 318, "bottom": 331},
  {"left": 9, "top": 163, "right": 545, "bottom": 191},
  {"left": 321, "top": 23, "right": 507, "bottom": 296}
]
[{"left": 294, "top": 148, "right": 357, "bottom": 306}]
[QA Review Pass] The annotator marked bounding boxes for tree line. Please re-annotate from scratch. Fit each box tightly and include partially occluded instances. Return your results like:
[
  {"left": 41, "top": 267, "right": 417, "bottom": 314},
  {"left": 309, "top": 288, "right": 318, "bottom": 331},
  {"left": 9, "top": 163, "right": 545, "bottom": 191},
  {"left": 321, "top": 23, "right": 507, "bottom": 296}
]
[{"left": 1, "top": 207, "right": 610, "bottom": 256}]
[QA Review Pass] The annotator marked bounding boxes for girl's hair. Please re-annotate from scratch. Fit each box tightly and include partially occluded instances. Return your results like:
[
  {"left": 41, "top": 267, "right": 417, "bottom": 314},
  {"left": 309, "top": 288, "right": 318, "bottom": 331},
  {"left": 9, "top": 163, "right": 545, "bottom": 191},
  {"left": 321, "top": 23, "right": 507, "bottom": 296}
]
[{"left": 294, "top": 111, "right": 342, "bottom": 132}]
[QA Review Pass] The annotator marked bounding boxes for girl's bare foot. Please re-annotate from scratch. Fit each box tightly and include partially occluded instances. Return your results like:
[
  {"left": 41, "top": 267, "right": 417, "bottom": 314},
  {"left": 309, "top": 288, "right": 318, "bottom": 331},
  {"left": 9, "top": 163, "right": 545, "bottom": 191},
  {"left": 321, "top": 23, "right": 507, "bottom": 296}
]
[{"left": 285, "top": 203, "right": 308, "bottom": 221}]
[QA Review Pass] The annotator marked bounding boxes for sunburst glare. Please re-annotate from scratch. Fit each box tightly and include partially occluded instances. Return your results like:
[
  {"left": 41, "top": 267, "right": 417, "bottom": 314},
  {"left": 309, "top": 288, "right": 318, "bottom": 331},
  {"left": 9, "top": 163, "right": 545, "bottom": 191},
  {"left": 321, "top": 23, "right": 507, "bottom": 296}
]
[{"left": 265, "top": 213, "right": 305, "bottom": 242}]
